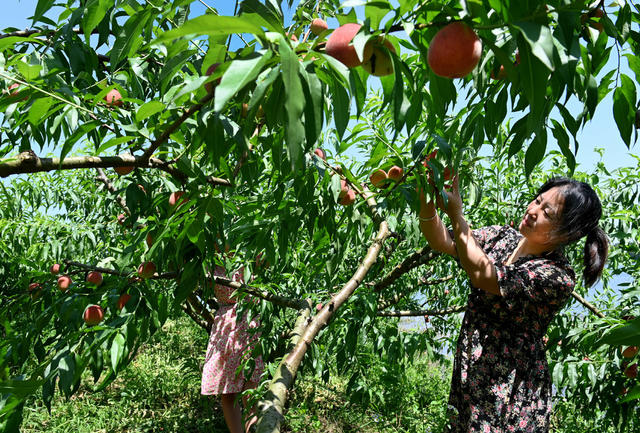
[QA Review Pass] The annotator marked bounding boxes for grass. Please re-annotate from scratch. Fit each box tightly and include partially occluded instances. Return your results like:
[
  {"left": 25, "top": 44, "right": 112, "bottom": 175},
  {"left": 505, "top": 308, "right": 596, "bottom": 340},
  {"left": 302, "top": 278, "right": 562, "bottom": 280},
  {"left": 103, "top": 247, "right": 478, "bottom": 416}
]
[{"left": 19, "top": 312, "right": 631, "bottom": 433}]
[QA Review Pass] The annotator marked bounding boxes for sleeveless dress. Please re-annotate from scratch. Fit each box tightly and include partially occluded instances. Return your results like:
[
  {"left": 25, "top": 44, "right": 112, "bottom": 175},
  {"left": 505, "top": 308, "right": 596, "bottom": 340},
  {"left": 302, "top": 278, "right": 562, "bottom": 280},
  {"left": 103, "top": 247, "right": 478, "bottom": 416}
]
[
  {"left": 201, "top": 265, "right": 264, "bottom": 395},
  {"left": 446, "top": 225, "right": 575, "bottom": 433}
]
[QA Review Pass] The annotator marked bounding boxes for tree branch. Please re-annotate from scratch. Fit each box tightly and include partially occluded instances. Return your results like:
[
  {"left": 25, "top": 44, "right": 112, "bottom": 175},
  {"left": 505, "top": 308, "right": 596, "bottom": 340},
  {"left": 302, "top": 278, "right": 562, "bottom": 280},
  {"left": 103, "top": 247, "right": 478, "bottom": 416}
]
[
  {"left": 141, "top": 91, "right": 214, "bottom": 161},
  {"left": 95, "top": 168, "right": 130, "bottom": 215},
  {"left": 372, "top": 246, "right": 440, "bottom": 293},
  {"left": 255, "top": 193, "right": 391, "bottom": 433},
  {"left": 377, "top": 305, "right": 466, "bottom": 317},
  {"left": 571, "top": 290, "right": 606, "bottom": 319}
]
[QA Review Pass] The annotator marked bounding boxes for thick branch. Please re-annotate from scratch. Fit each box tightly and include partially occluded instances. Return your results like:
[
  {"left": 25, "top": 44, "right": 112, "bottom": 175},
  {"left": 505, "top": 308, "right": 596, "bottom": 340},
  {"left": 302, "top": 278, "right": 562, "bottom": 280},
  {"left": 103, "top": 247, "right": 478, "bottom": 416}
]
[
  {"left": 372, "top": 247, "right": 440, "bottom": 293},
  {"left": 211, "top": 276, "right": 306, "bottom": 310},
  {"left": 182, "top": 301, "right": 209, "bottom": 332},
  {"left": 255, "top": 196, "right": 390, "bottom": 433},
  {"left": 255, "top": 300, "right": 312, "bottom": 432},
  {"left": 377, "top": 305, "right": 466, "bottom": 317},
  {"left": 186, "top": 293, "right": 215, "bottom": 331}
]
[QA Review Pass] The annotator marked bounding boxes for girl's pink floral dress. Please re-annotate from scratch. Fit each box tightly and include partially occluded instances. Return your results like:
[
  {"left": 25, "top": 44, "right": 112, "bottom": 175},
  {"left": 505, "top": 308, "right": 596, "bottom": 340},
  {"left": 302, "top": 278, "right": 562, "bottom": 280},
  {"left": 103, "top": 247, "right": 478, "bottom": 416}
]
[
  {"left": 447, "top": 225, "right": 575, "bottom": 432},
  {"left": 201, "top": 265, "right": 264, "bottom": 395}
]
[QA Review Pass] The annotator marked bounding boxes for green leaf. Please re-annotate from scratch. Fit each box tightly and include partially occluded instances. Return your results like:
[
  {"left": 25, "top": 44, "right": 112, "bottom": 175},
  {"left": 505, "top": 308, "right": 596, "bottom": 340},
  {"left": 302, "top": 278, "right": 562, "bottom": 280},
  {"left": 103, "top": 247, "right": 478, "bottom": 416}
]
[
  {"left": 110, "top": 333, "right": 125, "bottom": 373},
  {"left": 214, "top": 50, "right": 273, "bottom": 113},
  {"left": 136, "top": 101, "right": 166, "bottom": 123},
  {"left": 513, "top": 22, "right": 555, "bottom": 71},
  {"left": 152, "top": 15, "right": 265, "bottom": 46},
  {"left": 524, "top": 130, "right": 546, "bottom": 178},
  {"left": 621, "top": 384, "right": 640, "bottom": 403},
  {"left": 550, "top": 119, "right": 575, "bottom": 173},
  {"left": 57, "top": 354, "right": 75, "bottom": 396},
  {"left": 279, "top": 39, "right": 306, "bottom": 170},
  {"left": 330, "top": 78, "right": 350, "bottom": 141},
  {"left": 0, "top": 379, "right": 44, "bottom": 399},
  {"left": 110, "top": 12, "right": 149, "bottom": 69},
  {"left": 27, "top": 97, "right": 54, "bottom": 126},
  {"left": 612, "top": 74, "right": 636, "bottom": 148},
  {"left": 82, "top": 0, "right": 110, "bottom": 42},
  {"left": 599, "top": 319, "right": 640, "bottom": 346}
]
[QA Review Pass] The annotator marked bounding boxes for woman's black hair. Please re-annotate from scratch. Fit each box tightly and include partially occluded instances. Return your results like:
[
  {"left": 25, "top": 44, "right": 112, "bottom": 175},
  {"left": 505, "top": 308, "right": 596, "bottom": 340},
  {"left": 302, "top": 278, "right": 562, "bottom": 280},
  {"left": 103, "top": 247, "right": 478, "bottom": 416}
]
[{"left": 536, "top": 177, "right": 609, "bottom": 287}]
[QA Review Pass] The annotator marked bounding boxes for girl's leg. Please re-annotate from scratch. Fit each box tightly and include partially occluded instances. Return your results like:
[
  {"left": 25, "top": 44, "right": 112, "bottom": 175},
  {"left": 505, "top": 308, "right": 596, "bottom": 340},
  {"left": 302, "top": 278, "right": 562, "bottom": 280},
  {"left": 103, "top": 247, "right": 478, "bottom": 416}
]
[
  {"left": 220, "top": 393, "right": 243, "bottom": 433},
  {"left": 242, "top": 381, "right": 259, "bottom": 433}
]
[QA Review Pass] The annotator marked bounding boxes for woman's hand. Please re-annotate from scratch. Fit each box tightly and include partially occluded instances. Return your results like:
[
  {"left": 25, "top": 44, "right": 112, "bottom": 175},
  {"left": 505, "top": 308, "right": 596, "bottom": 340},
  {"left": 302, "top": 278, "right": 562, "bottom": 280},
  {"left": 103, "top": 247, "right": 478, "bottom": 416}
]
[{"left": 435, "top": 175, "right": 463, "bottom": 218}]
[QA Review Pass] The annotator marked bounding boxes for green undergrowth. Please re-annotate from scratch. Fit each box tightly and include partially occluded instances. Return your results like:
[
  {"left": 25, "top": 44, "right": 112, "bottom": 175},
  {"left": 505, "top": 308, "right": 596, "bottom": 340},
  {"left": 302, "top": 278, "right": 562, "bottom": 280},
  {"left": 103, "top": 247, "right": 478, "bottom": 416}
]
[{"left": 19, "top": 313, "right": 631, "bottom": 432}]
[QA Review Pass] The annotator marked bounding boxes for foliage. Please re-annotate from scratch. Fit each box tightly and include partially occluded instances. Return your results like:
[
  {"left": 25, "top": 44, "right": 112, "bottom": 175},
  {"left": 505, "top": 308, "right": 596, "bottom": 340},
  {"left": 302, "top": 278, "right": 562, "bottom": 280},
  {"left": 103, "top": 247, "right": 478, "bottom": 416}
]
[{"left": 1, "top": 0, "right": 640, "bottom": 431}]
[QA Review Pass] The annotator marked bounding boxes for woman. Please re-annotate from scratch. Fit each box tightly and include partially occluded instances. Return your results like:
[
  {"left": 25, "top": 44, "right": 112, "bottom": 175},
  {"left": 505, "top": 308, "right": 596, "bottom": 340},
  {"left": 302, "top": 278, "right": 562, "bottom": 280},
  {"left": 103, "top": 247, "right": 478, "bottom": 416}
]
[
  {"left": 201, "top": 264, "right": 264, "bottom": 433},
  {"left": 418, "top": 175, "right": 608, "bottom": 432}
]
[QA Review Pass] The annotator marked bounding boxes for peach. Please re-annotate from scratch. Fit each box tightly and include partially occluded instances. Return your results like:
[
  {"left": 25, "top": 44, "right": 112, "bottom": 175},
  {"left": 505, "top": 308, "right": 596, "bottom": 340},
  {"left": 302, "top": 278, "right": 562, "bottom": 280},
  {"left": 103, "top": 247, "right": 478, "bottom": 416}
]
[
  {"left": 83, "top": 305, "right": 104, "bottom": 326},
  {"left": 369, "top": 169, "right": 388, "bottom": 188},
  {"left": 104, "top": 89, "right": 123, "bottom": 107},
  {"left": 362, "top": 37, "right": 396, "bottom": 77},
  {"left": 117, "top": 293, "right": 132, "bottom": 311},
  {"left": 428, "top": 22, "right": 482, "bottom": 78},
  {"left": 114, "top": 166, "right": 134, "bottom": 175},
  {"left": 388, "top": 165, "right": 403, "bottom": 182},
  {"left": 137, "top": 261, "right": 156, "bottom": 279},
  {"left": 86, "top": 271, "right": 103, "bottom": 286},
  {"left": 57, "top": 275, "right": 72, "bottom": 292},
  {"left": 51, "top": 263, "right": 61, "bottom": 275},
  {"left": 338, "top": 189, "right": 356, "bottom": 206},
  {"left": 314, "top": 148, "right": 326, "bottom": 160},
  {"left": 310, "top": 18, "right": 328, "bottom": 35},
  {"left": 325, "top": 23, "right": 363, "bottom": 67}
]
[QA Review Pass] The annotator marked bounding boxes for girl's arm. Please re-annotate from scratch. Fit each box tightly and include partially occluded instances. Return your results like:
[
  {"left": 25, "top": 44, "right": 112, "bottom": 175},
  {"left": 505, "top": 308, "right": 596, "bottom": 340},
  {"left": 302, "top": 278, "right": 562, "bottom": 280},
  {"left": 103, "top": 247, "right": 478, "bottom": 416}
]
[
  {"left": 438, "top": 176, "right": 500, "bottom": 296},
  {"left": 418, "top": 188, "right": 457, "bottom": 256}
]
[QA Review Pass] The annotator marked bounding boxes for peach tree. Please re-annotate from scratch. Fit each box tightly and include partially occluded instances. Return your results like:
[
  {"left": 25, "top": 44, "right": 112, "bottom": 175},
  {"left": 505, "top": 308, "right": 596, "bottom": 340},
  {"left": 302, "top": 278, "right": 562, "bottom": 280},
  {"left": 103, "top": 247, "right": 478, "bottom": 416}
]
[{"left": 0, "top": 0, "right": 639, "bottom": 431}]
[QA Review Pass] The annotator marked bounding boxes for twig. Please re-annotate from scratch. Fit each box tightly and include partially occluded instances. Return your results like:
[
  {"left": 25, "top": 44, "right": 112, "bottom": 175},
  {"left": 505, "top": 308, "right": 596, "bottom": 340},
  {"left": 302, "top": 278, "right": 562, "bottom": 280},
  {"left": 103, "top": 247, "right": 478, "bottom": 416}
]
[
  {"left": 571, "top": 290, "right": 606, "bottom": 319},
  {"left": 95, "top": 168, "right": 130, "bottom": 215},
  {"left": 141, "top": 91, "right": 214, "bottom": 161},
  {"left": 377, "top": 305, "right": 466, "bottom": 317}
]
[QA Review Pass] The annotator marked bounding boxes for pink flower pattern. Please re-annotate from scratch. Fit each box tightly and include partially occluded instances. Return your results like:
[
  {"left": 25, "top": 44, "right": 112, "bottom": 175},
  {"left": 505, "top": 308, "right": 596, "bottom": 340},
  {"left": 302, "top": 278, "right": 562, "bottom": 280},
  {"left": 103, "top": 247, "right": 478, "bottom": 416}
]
[
  {"left": 446, "top": 225, "right": 575, "bottom": 433},
  {"left": 201, "top": 265, "right": 264, "bottom": 395}
]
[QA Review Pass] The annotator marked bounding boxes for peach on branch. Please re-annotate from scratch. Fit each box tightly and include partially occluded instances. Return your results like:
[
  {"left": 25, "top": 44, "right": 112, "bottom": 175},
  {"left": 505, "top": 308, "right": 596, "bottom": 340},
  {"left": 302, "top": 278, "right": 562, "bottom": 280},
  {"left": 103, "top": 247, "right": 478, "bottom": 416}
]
[
  {"left": 114, "top": 166, "right": 134, "bottom": 175},
  {"left": 362, "top": 37, "right": 396, "bottom": 77},
  {"left": 28, "top": 282, "right": 41, "bottom": 292},
  {"left": 86, "top": 271, "right": 103, "bottom": 286},
  {"left": 316, "top": 303, "right": 323, "bottom": 312},
  {"left": 51, "top": 263, "right": 61, "bottom": 275},
  {"left": 325, "top": 23, "right": 363, "bottom": 68},
  {"left": 146, "top": 233, "right": 153, "bottom": 248},
  {"left": 624, "top": 363, "right": 638, "bottom": 379},
  {"left": 169, "top": 191, "right": 187, "bottom": 207},
  {"left": 338, "top": 179, "right": 350, "bottom": 199},
  {"left": 104, "top": 89, "right": 123, "bottom": 107},
  {"left": 388, "top": 166, "right": 403, "bottom": 182},
  {"left": 83, "top": 305, "right": 104, "bottom": 326},
  {"left": 117, "top": 293, "right": 132, "bottom": 311},
  {"left": 338, "top": 189, "right": 356, "bottom": 206},
  {"left": 369, "top": 169, "right": 388, "bottom": 188},
  {"left": 313, "top": 148, "right": 326, "bottom": 160},
  {"left": 57, "top": 275, "right": 72, "bottom": 292},
  {"left": 310, "top": 18, "right": 328, "bottom": 35},
  {"left": 204, "top": 63, "right": 221, "bottom": 95},
  {"left": 622, "top": 346, "right": 639, "bottom": 359},
  {"left": 137, "top": 261, "right": 156, "bottom": 279},
  {"left": 117, "top": 213, "right": 126, "bottom": 225},
  {"left": 427, "top": 22, "right": 482, "bottom": 78}
]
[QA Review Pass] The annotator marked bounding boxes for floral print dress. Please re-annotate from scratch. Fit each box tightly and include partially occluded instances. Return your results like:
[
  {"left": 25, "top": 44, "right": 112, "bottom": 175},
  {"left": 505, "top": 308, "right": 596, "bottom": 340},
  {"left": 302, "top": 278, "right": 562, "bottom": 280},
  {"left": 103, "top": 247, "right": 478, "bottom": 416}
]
[
  {"left": 447, "top": 225, "right": 576, "bottom": 433},
  {"left": 201, "top": 265, "right": 264, "bottom": 395}
]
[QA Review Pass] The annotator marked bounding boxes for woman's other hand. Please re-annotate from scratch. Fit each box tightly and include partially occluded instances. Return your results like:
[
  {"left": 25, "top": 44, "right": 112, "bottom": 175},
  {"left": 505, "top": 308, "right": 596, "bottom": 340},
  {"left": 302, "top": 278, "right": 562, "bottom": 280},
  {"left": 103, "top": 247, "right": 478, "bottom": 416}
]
[{"left": 435, "top": 175, "right": 463, "bottom": 218}]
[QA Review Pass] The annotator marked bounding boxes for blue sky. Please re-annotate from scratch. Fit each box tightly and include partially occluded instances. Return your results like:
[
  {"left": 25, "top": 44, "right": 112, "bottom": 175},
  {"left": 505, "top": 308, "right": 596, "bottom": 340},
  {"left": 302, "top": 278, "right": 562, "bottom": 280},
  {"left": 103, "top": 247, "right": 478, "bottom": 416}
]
[{"left": 2, "top": 0, "right": 638, "bottom": 172}]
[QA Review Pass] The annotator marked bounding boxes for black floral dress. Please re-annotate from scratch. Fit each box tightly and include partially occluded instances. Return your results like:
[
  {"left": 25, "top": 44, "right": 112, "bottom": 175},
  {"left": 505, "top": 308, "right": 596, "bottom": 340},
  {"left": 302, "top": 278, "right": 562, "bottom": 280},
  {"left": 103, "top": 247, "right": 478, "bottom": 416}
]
[{"left": 447, "top": 225, "right": 575, "bottom": 433}]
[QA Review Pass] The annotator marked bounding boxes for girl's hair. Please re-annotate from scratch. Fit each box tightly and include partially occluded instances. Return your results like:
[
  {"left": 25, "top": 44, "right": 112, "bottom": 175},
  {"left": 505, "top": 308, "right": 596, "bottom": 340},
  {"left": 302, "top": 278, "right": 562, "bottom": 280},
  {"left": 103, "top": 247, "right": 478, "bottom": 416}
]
[{"left": 537, "top": 177, "right": 609, "bottom": 287}]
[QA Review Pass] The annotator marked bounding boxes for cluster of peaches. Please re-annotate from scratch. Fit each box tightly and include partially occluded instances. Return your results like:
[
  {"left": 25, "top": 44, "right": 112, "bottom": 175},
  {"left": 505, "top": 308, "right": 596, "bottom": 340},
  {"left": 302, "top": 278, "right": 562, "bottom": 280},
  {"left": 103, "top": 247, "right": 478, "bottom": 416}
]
[{"left": 28, "top": 263, "right": 134, "bottom": 327}]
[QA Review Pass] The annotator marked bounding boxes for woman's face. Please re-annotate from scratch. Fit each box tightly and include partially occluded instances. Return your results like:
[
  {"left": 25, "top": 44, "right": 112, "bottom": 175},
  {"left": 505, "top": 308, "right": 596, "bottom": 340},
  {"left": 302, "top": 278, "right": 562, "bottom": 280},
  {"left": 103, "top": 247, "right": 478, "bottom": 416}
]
[{"left": 518, "top": 186, "right": 565, "bottom": 248}]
